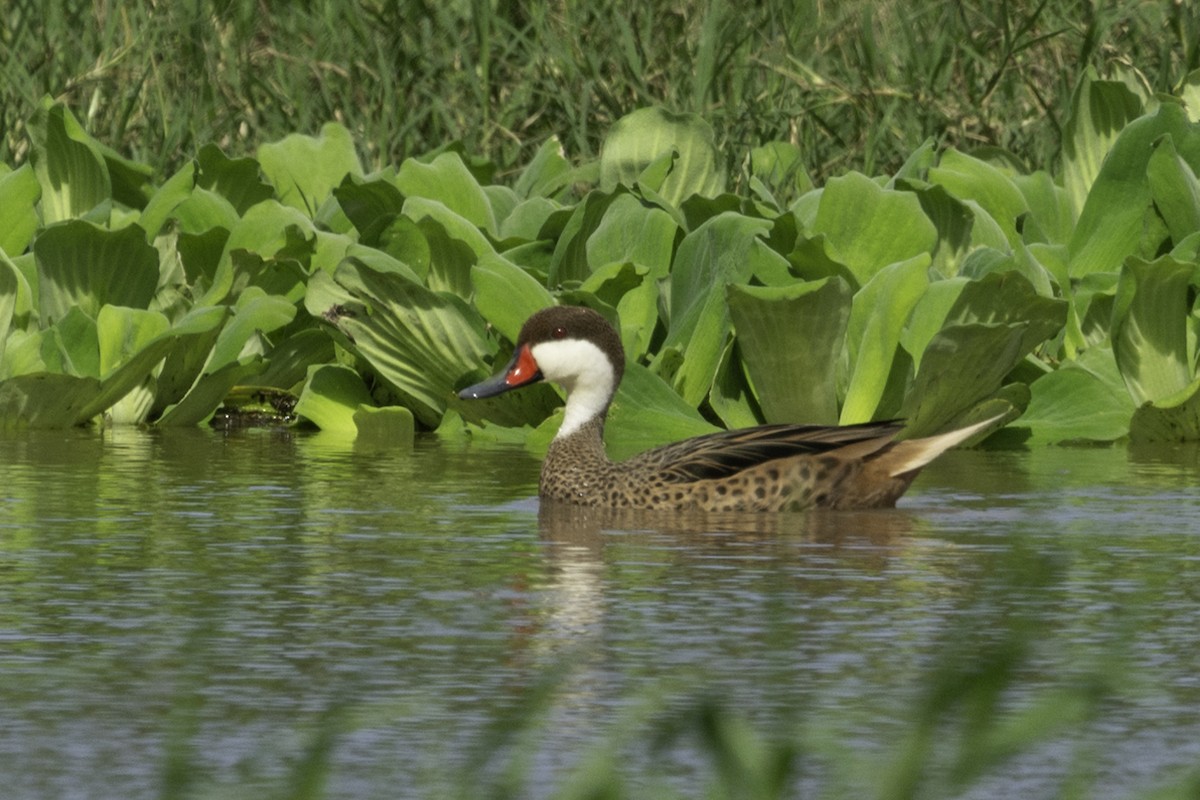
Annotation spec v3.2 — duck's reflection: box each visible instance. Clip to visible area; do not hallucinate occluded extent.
[521,500,925,726]
[537,499,920,554]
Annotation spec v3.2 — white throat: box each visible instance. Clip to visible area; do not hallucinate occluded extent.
[529,338,617,439]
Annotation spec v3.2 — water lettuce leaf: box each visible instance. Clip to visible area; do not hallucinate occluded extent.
[331,257,493,428]
[810,171,938,286]
[841,255,930,423]
[34,220,159,324]
[295,363,374,434]
[27,100,111,224]
[257,122,362,215]
[395,152,498,237]
[727,278,852,425]
[1010,347,1134,444]
[1111,255,1196,406]
[599,107,725,206]
[0,165,40,256]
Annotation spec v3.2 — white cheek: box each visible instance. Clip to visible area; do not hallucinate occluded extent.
[530,339,616,438]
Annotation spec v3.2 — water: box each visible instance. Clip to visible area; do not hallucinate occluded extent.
[1,428,1198,798]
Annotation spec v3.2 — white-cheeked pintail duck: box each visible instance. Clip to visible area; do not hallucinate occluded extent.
[460,306,996,512]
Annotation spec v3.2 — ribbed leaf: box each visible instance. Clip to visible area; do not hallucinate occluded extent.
[1069,104,1200,276]
[903,322,1029,437]
[810,172,938,285]
[604,363,721,460]
[1111,255,1196,405]
[662,212,783,405]
[27,101,111,224]
[195,144,274,214]
[1010,347,1133,444]
[470,254,554,343]
[0,255,17,361]
[0,373,101,429]
[599,107,725,206]
[1147,135,1200,244]
[332,257,495,428]
[1061,72,1146,218]
[727,278,853,425]
[295,364,374,434]
[0,164,41,256]
[928,150,1029,249]
[585,193,679,279]
[257,122,363,215]
[34,220,159,324]
[841,255,930,423]
[513,136,572,199]
[1131,376,1200,442]
[395,152,497,236]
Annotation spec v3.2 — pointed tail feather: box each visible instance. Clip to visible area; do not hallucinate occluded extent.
[882,415,1003,478]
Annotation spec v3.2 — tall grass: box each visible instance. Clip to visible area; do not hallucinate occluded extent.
[2,0,1197,184]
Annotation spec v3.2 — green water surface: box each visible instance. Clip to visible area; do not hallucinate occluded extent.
[1,428,1199,799]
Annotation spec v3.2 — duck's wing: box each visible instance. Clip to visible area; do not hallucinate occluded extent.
[626,421,905,483]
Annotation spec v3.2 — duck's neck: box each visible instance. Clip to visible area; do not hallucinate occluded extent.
[540,414,614,502]
[555,376,614,440]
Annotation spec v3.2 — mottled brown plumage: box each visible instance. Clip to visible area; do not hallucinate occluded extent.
[460,306,996,512]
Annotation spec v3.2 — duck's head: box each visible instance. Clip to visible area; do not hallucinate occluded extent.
[459,306,625,435]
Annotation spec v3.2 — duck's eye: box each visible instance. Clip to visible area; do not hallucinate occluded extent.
[552,326,567,339]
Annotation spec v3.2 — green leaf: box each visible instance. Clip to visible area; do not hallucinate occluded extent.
[1061,72,1146,218]
[899,180,975,276]
[0,255,19,361]
[604,362,721,460]
[155,358,265,427]
[257,122,363,216]
[295,363,374,434]
[927,149,1028,249]
[195,144,275,214]
[1013,171,1075,247]
[1069,104,1200,276]
[903,322,1029,437]
[709,338,762,429]
[749,141,813,205]
[1009,347,1134,444]
[944,271,1068,357]
[333,174,406,239]
[332,258,494,428]
[202,200,315,305]
[1130,375,1200,442]
[0,373,102,429]
[1147,134,1200,244]
[599,107,725,206]
[727,278,853,425]
[0,164,41,256]
[27,100,111,224]
[138,161,198,240]
[208,288,298,373]
[470,254,555,343]
[409,210,485,297]
[96,305,170,378]
[1111,255,1196,405]
[660,212,783,405]
[395,152,498,236]
[810,172,938,285]
[585,193,680,279]
[842,255,930,423]
[547,188,626,285]
[34,220,159,324]
[514,136,572,199]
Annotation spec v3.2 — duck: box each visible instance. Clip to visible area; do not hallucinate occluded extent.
[459,305,998,512]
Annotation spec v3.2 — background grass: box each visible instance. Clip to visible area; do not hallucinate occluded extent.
[2,0,1198,186]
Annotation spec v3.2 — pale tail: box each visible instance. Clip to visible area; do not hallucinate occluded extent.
[883,415,1003,477]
